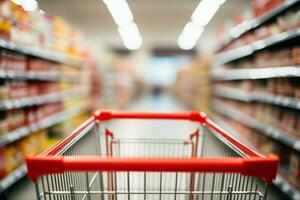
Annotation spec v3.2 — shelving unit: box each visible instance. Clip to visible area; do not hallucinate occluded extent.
[0,38,84,68]
[213,100,300,152]
[0,70,61,81]
[0,24,92,194]
[215,28,300,65]
[0,0,100,195]
[213,86,300,110]
[212,115,300,200]
[217,0,300,51]
[0,101,89,147]
[212,66,300,81]
[212,1,300,198]
[0,88,88,110]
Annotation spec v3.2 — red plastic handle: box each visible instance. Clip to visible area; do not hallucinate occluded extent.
[93,110,207,123]
[93,110,261,157]
[26,155,278,184]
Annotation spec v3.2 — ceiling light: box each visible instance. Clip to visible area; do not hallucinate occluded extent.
[102,0,143,50]
[177,0,226,50]
[181,21,203,41]
[118,22,143,50]
[103,0,133,26]
[177,22,203,50]
[191,0,220,26]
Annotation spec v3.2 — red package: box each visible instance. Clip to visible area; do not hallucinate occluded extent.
[292,46,300,65]
[0,148,7,179]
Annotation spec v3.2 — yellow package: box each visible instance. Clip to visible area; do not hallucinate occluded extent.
[3,144,24,173]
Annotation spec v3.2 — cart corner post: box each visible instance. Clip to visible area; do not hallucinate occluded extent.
[26,156,65,181]
[93,109,113,121]
[189,111,207,124]
[243,154,279,184]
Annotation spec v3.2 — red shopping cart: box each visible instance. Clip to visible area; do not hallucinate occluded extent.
[26,110,278,200]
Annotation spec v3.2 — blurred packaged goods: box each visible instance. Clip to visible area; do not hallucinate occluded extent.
[252,0,283,18]
[214,98,300,139]
[216,115,300,191]
[173,55,212,114]
[0,0,90,59]
[222,46,300,69]
[0,0,98,190]
[217,0,299,52]
[0,130,47,180]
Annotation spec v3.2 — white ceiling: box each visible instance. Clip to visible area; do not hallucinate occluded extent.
[37,0,250,53]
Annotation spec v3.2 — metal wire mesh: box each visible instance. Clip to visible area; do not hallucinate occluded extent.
[34,121,269,200]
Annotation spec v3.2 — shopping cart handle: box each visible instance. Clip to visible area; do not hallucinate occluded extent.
[26,155,278,184]
[93,110,207,123]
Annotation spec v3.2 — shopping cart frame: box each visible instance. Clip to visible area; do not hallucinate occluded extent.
[26,110,279,199]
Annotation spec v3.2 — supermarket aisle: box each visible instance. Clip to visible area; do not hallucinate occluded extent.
[5,91,282,200]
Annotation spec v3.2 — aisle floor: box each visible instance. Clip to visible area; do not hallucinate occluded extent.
[4,92,283,200]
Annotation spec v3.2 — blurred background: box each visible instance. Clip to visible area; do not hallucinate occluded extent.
[0,0,299,199]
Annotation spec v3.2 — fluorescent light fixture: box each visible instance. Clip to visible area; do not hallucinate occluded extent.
[102,0,143,50]
[118,22,142,50]
[191,0,220,26]
[12,0,38,11]
[103,0,133,26]
[177,22,203,50]
[177,0,226,50]
[182,21,203,41]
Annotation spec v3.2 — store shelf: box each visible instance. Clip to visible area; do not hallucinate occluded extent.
[213,100,300,152]
[0,93,62,110]
[0,89,88,110]
[214,86,300,110]
[274,175,300,200]
[214,87,252,102]
[212,66,300,81]
[0,103,89,147]
[0,70,61,81]
[212,115,300,200]
[217,0,300,51]
[215,28,300,65]
[0,38,84,68]
[0,164,27,193]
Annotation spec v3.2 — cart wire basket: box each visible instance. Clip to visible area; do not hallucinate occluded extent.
[26,110,279,200]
